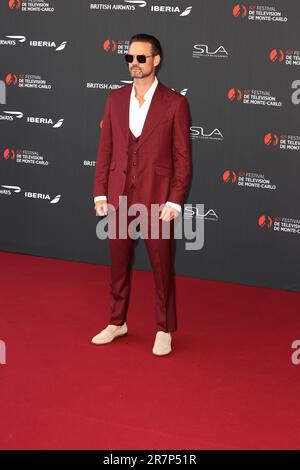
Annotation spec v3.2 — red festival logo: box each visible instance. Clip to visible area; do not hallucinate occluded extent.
[264,133,279,146]
[222,170,237,183]
[269,49,285,62]
[8,0,21,9]
[227,88,243,101]
[3,148,16,160]
[232,4,247,17]
[103,39,117,53]
[5,73,18,85]
[258,215,273,229]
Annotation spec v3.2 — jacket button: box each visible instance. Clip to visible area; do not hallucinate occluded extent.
[133,151,137,154]
[123,170,127,174]
[132,162,136,166]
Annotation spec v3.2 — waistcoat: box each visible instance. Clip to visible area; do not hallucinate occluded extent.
[124,128,140,193]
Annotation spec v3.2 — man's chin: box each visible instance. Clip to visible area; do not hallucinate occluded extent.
[131,73,143,79]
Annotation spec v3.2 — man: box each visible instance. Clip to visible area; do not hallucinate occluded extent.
[91,33,191,356]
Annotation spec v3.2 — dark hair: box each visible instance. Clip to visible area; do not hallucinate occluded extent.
[129,33,162,58]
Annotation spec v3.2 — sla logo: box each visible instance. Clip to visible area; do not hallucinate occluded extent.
[0,340,6,365]
[25,193,61,203]
[190,127,223,140]
[184,207,218,222]
[291,340,300,365]
[193,44,228,58]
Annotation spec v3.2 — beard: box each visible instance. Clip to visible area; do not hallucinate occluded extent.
[129,67,152,79]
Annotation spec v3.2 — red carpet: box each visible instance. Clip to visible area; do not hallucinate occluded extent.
[0,251,300,449]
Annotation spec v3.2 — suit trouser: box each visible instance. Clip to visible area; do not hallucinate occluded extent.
[107,184,177,332]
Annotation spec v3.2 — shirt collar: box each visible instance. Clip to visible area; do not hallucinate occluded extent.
[131,76,158,102]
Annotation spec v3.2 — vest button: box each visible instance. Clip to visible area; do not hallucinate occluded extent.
[133,150,137,154]
[123,170,126,174]
[132,162,136,166]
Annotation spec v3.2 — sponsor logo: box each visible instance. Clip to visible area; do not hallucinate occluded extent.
[223,170,277,191]
[258,215,300,235]
[228,87,282,107]
[232,4,288,22]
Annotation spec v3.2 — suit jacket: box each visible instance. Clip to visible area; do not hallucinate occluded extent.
[93,80,192,211]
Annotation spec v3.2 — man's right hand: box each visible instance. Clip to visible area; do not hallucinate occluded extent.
[95,200,108,216]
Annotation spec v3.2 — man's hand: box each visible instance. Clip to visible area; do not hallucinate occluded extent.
[159,204,180,222]
[95,200,108,216]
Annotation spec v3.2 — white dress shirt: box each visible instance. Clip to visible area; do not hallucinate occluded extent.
[94,76,181,213]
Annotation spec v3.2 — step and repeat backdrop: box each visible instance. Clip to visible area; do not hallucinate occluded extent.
[0,0,299,290]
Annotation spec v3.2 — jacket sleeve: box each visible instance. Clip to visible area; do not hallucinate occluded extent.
[167,95,192,207]
[93,91,113,198]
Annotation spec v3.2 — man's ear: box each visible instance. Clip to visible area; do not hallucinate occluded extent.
[154,55,161,67]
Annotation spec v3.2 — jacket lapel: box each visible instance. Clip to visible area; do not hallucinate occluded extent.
[119,80,167,150]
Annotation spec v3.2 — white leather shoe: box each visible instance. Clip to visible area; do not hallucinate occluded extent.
[91,323,128,345]
[152,331,172,356]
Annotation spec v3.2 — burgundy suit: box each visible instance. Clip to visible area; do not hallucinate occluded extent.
[93,80,191,332]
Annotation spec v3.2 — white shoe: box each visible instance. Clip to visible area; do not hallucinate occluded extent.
[152,331,172,356]
[91,323,128,345]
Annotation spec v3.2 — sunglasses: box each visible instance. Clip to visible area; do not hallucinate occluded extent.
[124,54,154,63]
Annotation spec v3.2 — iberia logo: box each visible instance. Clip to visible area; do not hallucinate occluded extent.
[264,133,279,146]
[222,170,237,183]
[232,4,247,17]
[3,148,16,160]
[227,88,243,101]
[258,215,273,229]
[8,0,21,9]
[269,49,285,62]
[103,39,117,53]
[5,74,18,85]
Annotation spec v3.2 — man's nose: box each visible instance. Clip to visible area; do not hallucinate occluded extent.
[132,56,139,65]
